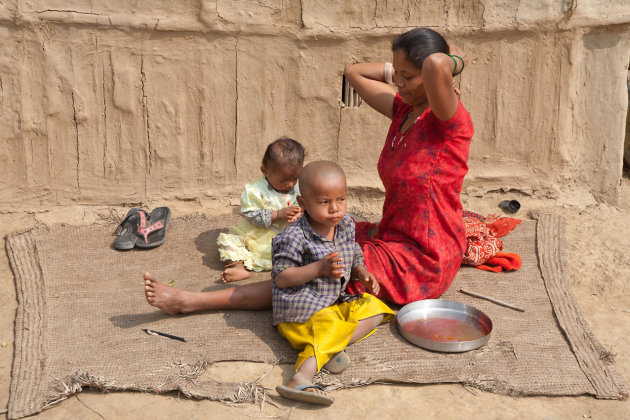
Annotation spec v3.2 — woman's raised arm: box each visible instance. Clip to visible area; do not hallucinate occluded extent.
[421,53,459,121]
[343,63,397,119]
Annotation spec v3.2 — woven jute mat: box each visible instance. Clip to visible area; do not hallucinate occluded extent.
[5,213,627,419]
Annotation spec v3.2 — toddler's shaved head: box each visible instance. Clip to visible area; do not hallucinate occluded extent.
[298,161,346,196]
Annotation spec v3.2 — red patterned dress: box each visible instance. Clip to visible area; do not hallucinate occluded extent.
[348,94,474,304]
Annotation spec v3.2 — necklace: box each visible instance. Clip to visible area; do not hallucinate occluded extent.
[391,111,420,150]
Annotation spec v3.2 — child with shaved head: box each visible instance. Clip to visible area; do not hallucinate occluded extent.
[271,161,393,406]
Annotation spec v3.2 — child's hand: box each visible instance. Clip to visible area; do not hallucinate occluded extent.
[319,252,345,279]
[352,265,380,295]
[278,206,302,223]
[286,207,302,224]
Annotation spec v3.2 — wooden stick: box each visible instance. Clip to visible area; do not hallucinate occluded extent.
[223,261,242,268]
[459,288,525,312]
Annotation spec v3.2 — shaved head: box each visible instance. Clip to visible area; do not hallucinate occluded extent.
[298,161,346,196]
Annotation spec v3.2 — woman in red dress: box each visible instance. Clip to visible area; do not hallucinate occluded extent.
[143,28,473,314]
[344,27,474,304]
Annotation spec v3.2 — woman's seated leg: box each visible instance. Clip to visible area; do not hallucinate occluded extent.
[143,272,272,314]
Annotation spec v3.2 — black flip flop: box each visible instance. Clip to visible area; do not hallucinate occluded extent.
[499,200,521,214]
[135,207,171,249]
[113,208,149,251]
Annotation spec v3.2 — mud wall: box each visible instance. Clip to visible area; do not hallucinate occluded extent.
[1,1,629,213]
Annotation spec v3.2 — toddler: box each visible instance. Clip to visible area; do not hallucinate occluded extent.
[272,161,394,405]
[218,137,304,282]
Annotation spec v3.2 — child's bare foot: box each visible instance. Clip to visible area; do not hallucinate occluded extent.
[276,371,333,405]
[286,372,326,395]
[221,262,250,283]
[144,272,190,315]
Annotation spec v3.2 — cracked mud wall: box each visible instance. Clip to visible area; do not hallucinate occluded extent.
[0,1,629,212]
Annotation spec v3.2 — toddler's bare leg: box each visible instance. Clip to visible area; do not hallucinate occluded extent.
[349,314,385,344]
[286,356,326,396]
[221,260,251,283]
[320,314,385,374]
[144,272,272,314]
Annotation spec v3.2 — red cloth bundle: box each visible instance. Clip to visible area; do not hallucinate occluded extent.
[475,252,522,272]
[462,212,523,272]
[486,216,522,238]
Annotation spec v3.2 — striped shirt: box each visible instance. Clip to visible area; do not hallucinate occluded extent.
[271,213,363,325]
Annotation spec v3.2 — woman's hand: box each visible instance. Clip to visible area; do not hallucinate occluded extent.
[454,85,461,95]
[448,44,468,70]
[352,265,380,295]
[343,63,397,119]
[319,252,345,278]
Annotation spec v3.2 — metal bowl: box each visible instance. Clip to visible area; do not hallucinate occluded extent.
[396,299,493,352]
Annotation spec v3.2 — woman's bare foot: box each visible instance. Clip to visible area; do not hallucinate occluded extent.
[221,261,250,283]
[144,272,192,315]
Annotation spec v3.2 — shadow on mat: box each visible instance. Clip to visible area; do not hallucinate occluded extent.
[194,228,227,271]
[219,309,295,362]
[109,310,173,328]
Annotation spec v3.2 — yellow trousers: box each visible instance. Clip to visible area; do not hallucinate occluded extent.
[277,293,394,372]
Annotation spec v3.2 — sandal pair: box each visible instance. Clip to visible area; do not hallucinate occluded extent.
[113,207,171,250]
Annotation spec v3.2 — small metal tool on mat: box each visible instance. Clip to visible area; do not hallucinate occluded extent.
[142,328,186,342]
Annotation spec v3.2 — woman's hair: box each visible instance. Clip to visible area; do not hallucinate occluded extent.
[262,137,306,171]
[392,28,449,69]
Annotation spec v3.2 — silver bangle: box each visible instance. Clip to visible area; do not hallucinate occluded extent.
[384,62,393,85]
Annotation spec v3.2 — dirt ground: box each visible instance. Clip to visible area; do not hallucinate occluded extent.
[1,177,629,420]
